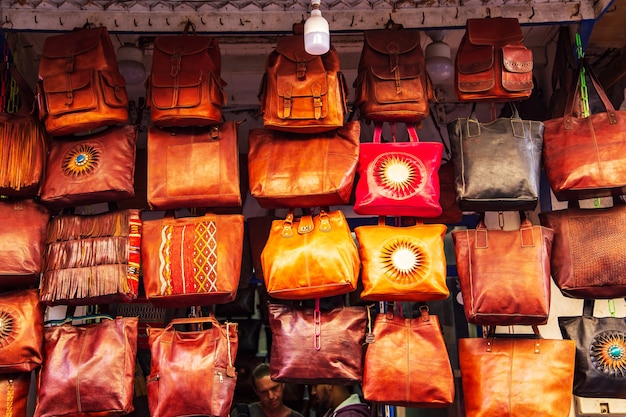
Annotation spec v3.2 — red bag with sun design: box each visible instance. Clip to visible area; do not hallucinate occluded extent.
[353,123,443,218]
[354,218,448,302]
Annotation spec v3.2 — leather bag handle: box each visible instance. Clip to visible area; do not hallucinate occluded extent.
[373,122,419,144]
[474,212,535,249]
[466,103,526,138]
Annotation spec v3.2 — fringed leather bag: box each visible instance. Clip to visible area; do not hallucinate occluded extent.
[40,209,142,305]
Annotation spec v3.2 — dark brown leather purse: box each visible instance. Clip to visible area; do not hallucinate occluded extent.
[0,373,31,417]
[455,17,533,101]
[37,26,128,136]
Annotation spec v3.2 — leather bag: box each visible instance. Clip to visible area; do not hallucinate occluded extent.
[147,122,241,210]
[147,316,239,417]
[458,328,576,417]
[268,301,367,384]
[37,26,128,136]
[0,373,31,417]
[354,219,449,302]
[141,212,244,308]
[539,200,626,299]
[447,104,544,211]
[452,214,554,325]
[0,200,49,288]
[542,60,626,201]
[40,209,142,306]
[149,25,226,127]
[559,299,626,398]
[259,29,348,133]
[455,17,533,101]
[362,306,454,407]
[353,123,443,217]
[423,161,463,225]
[34,316,138,417]
[248,121,360,209]
[0,289,45,373]
[261,209,360,300]
[40,125,138,208]
[353,25,432,123]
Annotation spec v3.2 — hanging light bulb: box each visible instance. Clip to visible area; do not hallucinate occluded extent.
[304,0,330,55]
[116,42,146,85]
[425,31,454,85]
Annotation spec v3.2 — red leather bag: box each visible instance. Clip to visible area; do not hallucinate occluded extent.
[147,316,239,417]
[354,123,443,217]
[0,373,31,417]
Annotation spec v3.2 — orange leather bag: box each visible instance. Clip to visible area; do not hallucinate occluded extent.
[0,373,31,417]
[261,209,360,300]
[147,316,239,417]
[141,213,244,308]
[259,28,348,133]
[149,24,226,127]
[37,26,128,136]
[147,123,241,210]
[455,17,533,101]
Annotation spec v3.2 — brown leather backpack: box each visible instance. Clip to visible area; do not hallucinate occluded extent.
[37,26,129,136]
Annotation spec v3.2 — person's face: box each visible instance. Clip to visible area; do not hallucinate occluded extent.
[311,384,332,414]
[254,375,284,411]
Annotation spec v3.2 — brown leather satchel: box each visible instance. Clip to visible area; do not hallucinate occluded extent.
[259,28,348,133]
[141,212,244,308]
[37,26,128,136]
[34,316,138,417]
[354,25,432,123]
[248,121,360,209]
[0,289,45,373]
[0,200,49,288]
[147,123,241,210]
[455,17,533,101]
[40,125,137,208]
[0,373,31,417]
[149,23,226,127]
[147,316,239,417]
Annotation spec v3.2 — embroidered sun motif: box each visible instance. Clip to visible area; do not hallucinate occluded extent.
[590,331,626,378]
[0,308,17,348]
[369,152,427,200]
[380,237,430,285]
[62,144,100,177]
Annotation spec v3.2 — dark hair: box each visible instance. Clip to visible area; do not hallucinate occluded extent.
[252,363,270,390]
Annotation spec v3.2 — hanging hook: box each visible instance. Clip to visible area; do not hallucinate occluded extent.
[421,12,425,24]
[114,19,119,27]
[165,17,170,25]
[200,16,206,25]
[455,7,459,18]
[33,15,38,24]
[59,16,64,26]
[528,6,535,19]
[148,18,152,26]
[219,17,224,25]
[133,18,138,27]
[385,13,395,28]
[485,7,491,18]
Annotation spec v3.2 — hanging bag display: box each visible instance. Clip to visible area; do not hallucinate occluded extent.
[362,305,455,407]
[353,123,443,217]
[559,299,626,399]
[37,26,128,136]
[141,212,244,308]
[353,24,432,123]
[455,17,533,101]
[147,316,239,417]
[452,213,554,325]
[149,22,226,127]
[447,103,544,211]
[147,122,241,210]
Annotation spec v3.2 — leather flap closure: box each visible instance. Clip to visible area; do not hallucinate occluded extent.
[370,63,423,81]
[154,35,215,57]
[364,29,421,56]
[502,45,533,73]
[298,215,314,234]
[41,27,107,59]
[466,17,523,46]
[100,71,128,107]
[100,70,127,89]
[457,43,493,74]
[151,71,203,88]
[277,72,328,98]
[42,69,92,93]
[276,36,318,64]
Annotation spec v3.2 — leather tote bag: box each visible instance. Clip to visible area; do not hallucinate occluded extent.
[149,23,226,127]
[362,305,454,407]
[248,121,360,209]
[0,373,31,417]
[458,328,576,417]
[354,218,448,302]
[40,209,142,306]
[539,199,626,299]
[455,17,533,101]
[40,125,137,208]
[0,289,45,374]
[452,214,554,325]
[261,209,360,300]
[147,122,241,210]
[141,212,244,308]
[147,316,239,417]
[353,25,432,123]
[559,299,626,398]
[542,59,626,201]
[448,104,544,211]
[353,123,443,218]
[268,301,367,384]
[37,26,128,136]
[34,315,138,417]
[0,200,49,288]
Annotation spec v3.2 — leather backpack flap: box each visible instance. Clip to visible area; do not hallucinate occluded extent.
[466,17,523,47]
[456,35,495,94]
[501,43,534,92]
[41,70,98,116]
